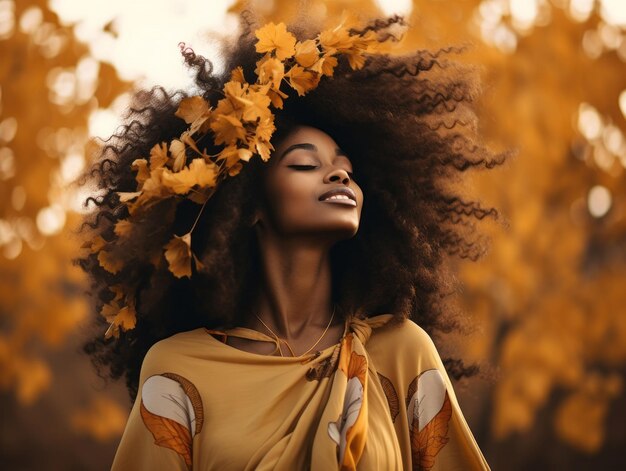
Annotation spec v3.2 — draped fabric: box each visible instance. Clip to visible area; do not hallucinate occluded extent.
[111,315,491,470]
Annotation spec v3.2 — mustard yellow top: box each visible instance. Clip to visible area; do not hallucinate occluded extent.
[111,315,491,470]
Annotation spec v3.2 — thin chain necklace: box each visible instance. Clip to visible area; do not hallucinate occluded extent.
[254,305,336,357]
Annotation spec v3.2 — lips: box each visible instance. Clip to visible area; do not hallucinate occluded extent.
[319,187,357,206]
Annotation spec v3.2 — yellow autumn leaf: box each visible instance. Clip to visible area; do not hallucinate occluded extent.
[81,235,107,254]
[294,39,320,68]
[310,55,339,77]
[114,219,133,237]
[149,142,169,169]
[255,56,284,90]
[238,89,272,122]
[318,28,356,55]
[97,250,124,274]
[254,22,296,61]
[164,232,195,279]
[217,144,253,167]
[210,114,246,146]
[104,304,137,340]
[267,87,288,109]
[346,51,367,70]
[169,139,187,172]
[230,66,245,84]
[175,96,210,125]
[161,158,218,194]
[117,191,142,202]
[286,65,320,96]
[131,158,149,187]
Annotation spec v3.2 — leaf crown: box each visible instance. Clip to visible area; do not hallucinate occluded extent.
[83,15,394,339]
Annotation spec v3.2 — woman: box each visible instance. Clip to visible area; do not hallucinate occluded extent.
[77,12,505,470]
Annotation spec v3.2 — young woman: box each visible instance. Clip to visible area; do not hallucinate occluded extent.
[77,12,504,470]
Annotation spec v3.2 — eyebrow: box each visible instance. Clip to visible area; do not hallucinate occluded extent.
[279,143,350,162]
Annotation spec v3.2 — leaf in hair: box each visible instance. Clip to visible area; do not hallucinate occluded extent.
[254,22,296,61]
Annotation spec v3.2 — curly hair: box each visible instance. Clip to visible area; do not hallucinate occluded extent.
[74,13,510,402]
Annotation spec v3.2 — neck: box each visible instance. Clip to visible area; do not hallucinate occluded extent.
[251,229,335,342]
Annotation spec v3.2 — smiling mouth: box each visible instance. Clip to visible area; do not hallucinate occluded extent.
[320,195,357,207]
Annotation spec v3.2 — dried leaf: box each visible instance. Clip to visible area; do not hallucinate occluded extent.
[175,96,210,125]
[161,158,217,194]
[97,250,124,274]
[117,191,142,203]
[164,232,194,278]
[295,39,320,68]
[104,304,137,340]
[131,158,149,187]
[149,142,170,169]
[210,114,246,145]
[114,219,133,237]
[255,56,285,90]
[169,139,187,173]
[255,22,296,61]
[230,66,245,83]
[286,65,320,96]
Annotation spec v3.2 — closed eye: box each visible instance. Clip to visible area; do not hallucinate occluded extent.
[288,165,317,170]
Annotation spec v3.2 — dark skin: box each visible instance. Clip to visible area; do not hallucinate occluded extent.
[226,125,364,356]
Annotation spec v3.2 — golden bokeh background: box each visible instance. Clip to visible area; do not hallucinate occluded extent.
[1,0,625,469]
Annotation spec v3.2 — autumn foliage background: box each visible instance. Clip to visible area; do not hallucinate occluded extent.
[1,0,625,469]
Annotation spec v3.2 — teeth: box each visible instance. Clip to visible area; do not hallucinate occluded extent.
[325,194,351,201]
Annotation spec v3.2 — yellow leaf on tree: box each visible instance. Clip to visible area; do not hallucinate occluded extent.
[164,232,194,278]
[294,39,320,68]
[286,65,320,96]
[254,22,296,61]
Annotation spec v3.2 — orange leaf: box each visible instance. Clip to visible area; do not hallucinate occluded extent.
[286,65,320,96]
[255,56,285,90]
[140,401,192,467]
[310,55,338,77]
[114,219,133,237]
[104,304,137,339]
[230,66,246,84]
[175,96,210,125]
[161,158,217,194]
[254,22,296,60]
[97,250,124,274]
[411,392,452,471]
[150,142,170,169]
[164,232,193,278]
[210,114,246,145]
[169,139,187,172]
[294,39,320,68]
[131,158,149,187]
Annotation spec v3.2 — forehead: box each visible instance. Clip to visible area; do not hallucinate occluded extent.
[274,126,339,153]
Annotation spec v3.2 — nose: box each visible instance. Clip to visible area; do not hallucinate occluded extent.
[325,167,351,185]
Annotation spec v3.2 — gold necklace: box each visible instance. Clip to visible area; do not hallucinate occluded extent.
[254,306,336,357]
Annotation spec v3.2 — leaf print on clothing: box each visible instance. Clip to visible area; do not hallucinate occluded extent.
[406,369,452,471]
[378,372,400,422]
[328,333,369,469]
[140,373,204,468]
